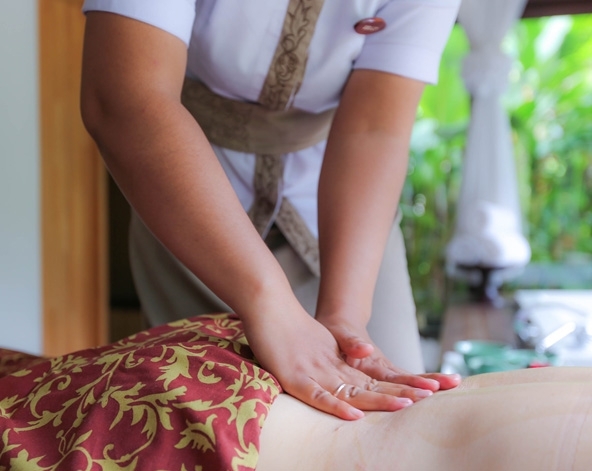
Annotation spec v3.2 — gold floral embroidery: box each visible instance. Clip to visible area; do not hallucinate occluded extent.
[0,314,280,471]
[250,0,325,274]
[181,0,328,277]
[259,0,325,110]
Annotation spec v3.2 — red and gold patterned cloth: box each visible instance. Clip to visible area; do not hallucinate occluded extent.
[0,314,281,471]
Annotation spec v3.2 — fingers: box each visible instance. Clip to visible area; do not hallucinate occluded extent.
[344,355,440,391]
[342,348,461,392]
[289,374,435,422]
[302,380,415,421]
[334,331,374,359]
[324,331,441,400]
[328,379,422,413]
[380,371,441,391]
[280,365,419,420]
[327,323,460,392]
[420,372,463,390]
[378,370,462,392]
[381,372,462,391]
[371,380,434,401]
[307,383,366,420]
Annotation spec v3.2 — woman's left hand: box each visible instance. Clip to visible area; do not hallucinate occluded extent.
[315,70,460,396]
[320,319,461,394]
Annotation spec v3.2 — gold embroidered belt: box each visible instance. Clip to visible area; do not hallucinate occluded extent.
[181,78,335,156]
[181,0,328,277]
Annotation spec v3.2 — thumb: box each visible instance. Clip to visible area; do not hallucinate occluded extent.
[329,325,374,359]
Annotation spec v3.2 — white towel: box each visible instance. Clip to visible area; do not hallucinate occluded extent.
[465,201,519,235]
[446,232,531,267]
[447,200,530,268]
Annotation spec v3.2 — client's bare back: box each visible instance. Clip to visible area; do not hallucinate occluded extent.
[258,367,592,471]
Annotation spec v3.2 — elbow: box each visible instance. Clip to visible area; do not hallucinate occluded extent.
[79,82,136,168]
[80,84,111,150]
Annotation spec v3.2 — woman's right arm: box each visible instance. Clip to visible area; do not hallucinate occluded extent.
[80,12,422,420]
[80,12,281,313]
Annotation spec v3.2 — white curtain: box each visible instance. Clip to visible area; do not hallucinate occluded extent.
[446,0,531,282]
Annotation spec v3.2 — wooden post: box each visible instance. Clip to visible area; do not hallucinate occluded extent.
[39,0,108,356]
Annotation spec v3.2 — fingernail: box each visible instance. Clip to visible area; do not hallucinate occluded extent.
[350,407,365,419]
[398,398,414,407]
[415,389,433,398]
[426,379,440,389]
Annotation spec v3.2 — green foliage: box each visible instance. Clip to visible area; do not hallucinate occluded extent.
[404,15,592,328]
[510,15,592,261]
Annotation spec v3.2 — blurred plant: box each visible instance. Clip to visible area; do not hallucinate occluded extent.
[509,15,592,261]
[403,14,592,332]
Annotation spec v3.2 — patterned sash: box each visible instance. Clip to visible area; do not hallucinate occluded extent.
[182,0,327,276]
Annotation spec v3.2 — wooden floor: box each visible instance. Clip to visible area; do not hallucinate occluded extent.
[439,298,518,359]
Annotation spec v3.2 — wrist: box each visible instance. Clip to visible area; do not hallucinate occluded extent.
[314,297,371,331]
[314,271,375,328]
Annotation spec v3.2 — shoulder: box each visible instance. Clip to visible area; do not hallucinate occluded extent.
[353,0,461,84]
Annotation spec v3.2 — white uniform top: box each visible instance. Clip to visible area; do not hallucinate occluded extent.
[82,0,460,239]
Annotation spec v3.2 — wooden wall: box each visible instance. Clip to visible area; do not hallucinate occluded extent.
[39,0,108,356]
[524,0,592,17]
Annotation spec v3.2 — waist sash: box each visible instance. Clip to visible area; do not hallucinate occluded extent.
[181,78,335,156]
[181,0,328,277]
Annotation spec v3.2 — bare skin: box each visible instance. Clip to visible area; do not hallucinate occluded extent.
[258,367,592,471]
[80,12,460,420]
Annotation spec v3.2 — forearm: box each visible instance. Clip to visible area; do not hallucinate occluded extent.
[80,13,297,326]
[93,103,296,317]
[315,70,423,327]
[317,131,409,325]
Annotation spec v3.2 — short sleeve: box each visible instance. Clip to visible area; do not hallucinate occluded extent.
[353,0,461,84]
[82,0,197,46]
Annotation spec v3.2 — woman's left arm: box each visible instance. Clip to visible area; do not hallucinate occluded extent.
[316,69,457,390]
